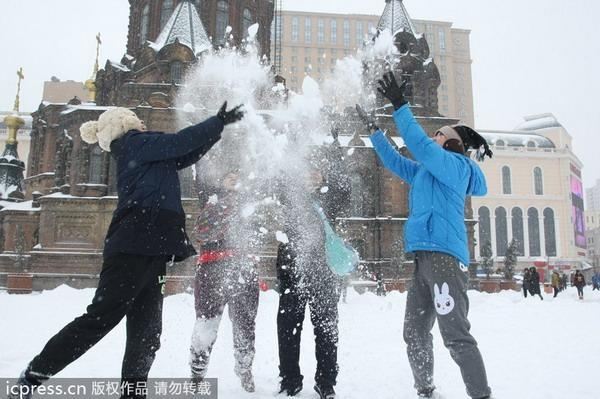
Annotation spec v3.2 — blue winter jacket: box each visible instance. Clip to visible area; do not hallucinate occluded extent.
[370,105,487,265]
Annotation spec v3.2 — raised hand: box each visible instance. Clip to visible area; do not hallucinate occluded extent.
[217,101,245,125]
[377,71,408,110]
[355,104,379,134]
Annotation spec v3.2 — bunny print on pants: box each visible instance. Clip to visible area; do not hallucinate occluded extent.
[433,282,455,315]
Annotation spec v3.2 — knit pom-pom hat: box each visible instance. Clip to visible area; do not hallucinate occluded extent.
[80,107,144,151]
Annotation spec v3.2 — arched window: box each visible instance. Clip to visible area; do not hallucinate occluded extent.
[89,145,104,184]
[502,166,512,195]
[478,207,491,257]
[242,8,253,37]
[496,140,505,147]
[140,4,150,43]
[528,208,541,256]
[527,141,536,149]
[350,174,364,216]
[534,167,544,195]
[160,0,174,30]
[170,61,183,84]
[495,207,508,256]
[544,208,557,256]
[511,208,525,255]
[216,1,229,44]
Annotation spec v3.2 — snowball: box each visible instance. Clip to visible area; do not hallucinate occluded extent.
[320,186,329,193]
[276,231,289,244]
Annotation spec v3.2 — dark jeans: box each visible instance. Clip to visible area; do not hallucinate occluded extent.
[576,286,584,298]
[277,271,341,388]
[553,286,559,298]
[27,254,167,390]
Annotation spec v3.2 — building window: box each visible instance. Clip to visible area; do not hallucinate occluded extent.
[350,175,364,216]
[242,8,253,37]
[496,140,505,147]
[534,167,544,195]
[216,1,229,44]
[140,4,150,43]
[502,166,512,195]
[528,208,541,257]
[89,145,104,184]
[291,16,299,42]
[170,61,183,84]
[160,0,174,30]
[317,19,325,44]
[343,20,350,48]
[478,207,491,257]
[368,22,375,35]
[527,141,536,149]
[331,19,337,44]
[194,0,203,10]
[495,207,508,256]
[356,21,364,46]
[304,17,312,43]
[544,208,557,256]
[511,208,525,255]
[438,29,446,51]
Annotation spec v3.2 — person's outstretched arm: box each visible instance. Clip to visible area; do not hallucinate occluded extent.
[370,129,418,184]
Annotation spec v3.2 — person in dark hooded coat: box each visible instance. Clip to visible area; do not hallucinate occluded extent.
[9,103,244,399]
[357,71,493,399]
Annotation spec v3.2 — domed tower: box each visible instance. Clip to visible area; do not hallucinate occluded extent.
[126,0,274,58]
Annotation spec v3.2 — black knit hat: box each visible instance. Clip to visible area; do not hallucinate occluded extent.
[453,125,493,161]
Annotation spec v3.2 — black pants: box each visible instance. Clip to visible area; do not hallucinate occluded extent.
[27,254,167,389]
[277,274,340,388]
[553,286,559,298]
[576,286,584,298]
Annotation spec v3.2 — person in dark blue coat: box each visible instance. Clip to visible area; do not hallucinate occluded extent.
[9,103,244,399]
[357,71,493,399]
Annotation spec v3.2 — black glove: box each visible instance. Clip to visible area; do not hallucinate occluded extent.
[217,101,245,125]
[377,71,408,110]
[355,104,379,134]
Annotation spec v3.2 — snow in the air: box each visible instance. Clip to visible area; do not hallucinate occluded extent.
[0,286,597,398]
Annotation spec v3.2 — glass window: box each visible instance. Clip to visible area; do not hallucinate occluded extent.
[140,4,150,43]
[495,207,508,256]
[528,208,541,257]
[343,20,350,48]
[356,21,364,46]
[89,145,104,184]
[534,167,544,195]
[511,208,525,255]
[317,19,325,44]
[242,8,253,37]
[502,166,512,195]
[291,16,299,42]
[544,208,557,256]
[478,207,491,257]
[216,1,229,45]
[496,140,505,147]
[438,29,446,51]
[170,61,183,84]
[160,0,174,30]
[304,17,312,43]
[331,19,337,44]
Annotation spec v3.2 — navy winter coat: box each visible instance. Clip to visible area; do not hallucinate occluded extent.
[370,105,487,265]
[103,116,224,261]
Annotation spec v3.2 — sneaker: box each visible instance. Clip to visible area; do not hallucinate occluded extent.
[239,371,255,393]
[314,384,336,399]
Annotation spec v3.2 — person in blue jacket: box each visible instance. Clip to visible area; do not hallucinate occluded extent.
[9,103,244,399]
[357,71,493,399]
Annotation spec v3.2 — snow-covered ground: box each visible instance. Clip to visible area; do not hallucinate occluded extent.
[1,285,598,399]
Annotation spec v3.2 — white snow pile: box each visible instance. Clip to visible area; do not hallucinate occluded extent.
[0,286,598,398]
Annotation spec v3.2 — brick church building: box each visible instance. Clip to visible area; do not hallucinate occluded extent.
[0,0,474,293]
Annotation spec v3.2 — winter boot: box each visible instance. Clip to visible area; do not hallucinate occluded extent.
[314,384,336,399]
[279,378,303,396]
[7,369,39,399]
[239,371,255,393]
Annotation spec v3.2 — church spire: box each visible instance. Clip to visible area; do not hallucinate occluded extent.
[377,0,417,36]
[149,0,211,56]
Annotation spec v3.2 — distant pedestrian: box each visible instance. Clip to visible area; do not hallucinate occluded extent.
[375,271,386,296]
[522,268,531,298]
[528,267,544,300]
[560,273,568,291]
[551,271,560,298]
[573,270,586,300]
[592,272,600,291]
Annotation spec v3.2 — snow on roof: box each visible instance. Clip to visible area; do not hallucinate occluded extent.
[108,60,131,72]
[479,130,556,148]
[0,200,38,212]
[60,105,113,115]
[149,1,212,56]
[514,113,563,131]
[377,0,417,36]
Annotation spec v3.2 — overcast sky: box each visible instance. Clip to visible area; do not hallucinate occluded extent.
[1,0,599,187]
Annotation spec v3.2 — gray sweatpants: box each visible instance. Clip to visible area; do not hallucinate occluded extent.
[404,251,491,398]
